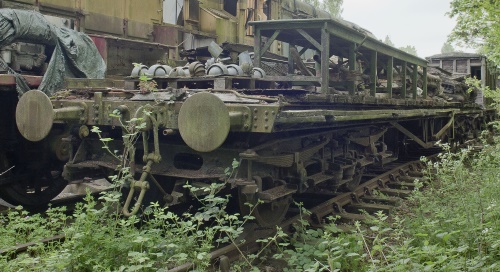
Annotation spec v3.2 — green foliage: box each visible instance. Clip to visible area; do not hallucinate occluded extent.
[303,0,344,18]
[448,0,500,64]
[383,35,395,47]
[398,45,418,56]
[0,186,243,271]
[441,41,456,54]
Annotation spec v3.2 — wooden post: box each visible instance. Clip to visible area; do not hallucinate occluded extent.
[348,43,357,95]
[412,64,418,99]
[387,56,393,98]
[254,28,261,67]
[288,43,295,74]
[422,66,427,99]
[401,61,407,99]
[321,24,330,94]
[370,51,377,96]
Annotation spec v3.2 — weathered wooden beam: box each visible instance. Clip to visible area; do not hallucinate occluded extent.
[370,51,377,96]
[348,43,357,95]
[288,44,295,74]
[387,56,393,98]
[412,64,418,99]
[254,28,261,67]
[321,24,330,94]
[297,29,322,52]
[261,30,281,57]
[422,66,427,98]
[401,61,407,99]
[298,46,308,56]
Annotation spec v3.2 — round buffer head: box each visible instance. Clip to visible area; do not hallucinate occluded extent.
[178,92,230,152]
[15,90,54,142]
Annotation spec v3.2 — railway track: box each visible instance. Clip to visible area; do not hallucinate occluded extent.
[167,157,431,272]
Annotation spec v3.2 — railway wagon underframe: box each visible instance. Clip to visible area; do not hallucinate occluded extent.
[0,18,495,227]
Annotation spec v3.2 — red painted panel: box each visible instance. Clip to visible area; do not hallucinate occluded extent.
[89,35,109,64]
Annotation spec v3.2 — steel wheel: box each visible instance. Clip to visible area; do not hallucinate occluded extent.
[238,176,290,228]
[0,148,67,209]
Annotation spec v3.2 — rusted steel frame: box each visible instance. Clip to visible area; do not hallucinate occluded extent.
[0,234,65,256]
[310,160,421,223]
[370,51,377,96]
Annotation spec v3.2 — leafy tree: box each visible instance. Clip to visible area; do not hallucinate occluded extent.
[399,45,418,56]
[441,41,456,54]
[383,35,395,47]
[448,0,500,63]
[303,0,344,18]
